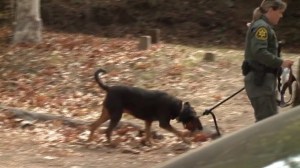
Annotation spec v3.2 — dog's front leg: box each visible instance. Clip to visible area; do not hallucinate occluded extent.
[159,122,191,144]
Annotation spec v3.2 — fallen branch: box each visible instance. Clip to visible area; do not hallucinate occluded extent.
[0,104,88,127]
[0,104,143,129]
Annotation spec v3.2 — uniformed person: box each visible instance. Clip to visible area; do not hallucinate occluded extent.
[243,0,294,122]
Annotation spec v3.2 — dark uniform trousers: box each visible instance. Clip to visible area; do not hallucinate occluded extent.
[244,71,278,122]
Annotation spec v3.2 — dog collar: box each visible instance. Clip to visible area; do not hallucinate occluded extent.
[175,101,184,121]
[180,101,185,113]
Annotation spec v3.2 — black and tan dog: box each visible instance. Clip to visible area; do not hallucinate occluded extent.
[88,68,203,145]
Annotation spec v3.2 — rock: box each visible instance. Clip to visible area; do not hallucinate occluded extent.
[20,120,35,129]
[121,147,140,154]
[138,36,151,50]
[202,52,215,62]
[171,142,190,152]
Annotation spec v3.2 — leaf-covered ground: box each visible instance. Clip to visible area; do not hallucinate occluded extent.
[0,28,298,168]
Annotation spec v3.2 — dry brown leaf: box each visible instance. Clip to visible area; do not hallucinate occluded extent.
[212,94,222,101]
[167,64,183,75]
[192,133,208,142]
[34,95,48,106]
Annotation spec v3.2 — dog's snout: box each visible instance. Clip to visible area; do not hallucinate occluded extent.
[184,117,203,132]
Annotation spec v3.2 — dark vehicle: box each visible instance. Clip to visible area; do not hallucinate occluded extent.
[155,106,300,168]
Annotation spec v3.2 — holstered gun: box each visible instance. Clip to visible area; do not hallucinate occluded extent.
[241,60,251,76]
[242,60,273,86]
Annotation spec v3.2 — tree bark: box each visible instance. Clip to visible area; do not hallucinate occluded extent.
[13,0,42,44]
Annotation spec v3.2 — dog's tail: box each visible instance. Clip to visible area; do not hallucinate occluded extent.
[94,69,109,91]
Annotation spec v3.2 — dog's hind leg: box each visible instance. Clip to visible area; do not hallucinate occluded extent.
[105,112,122,143]
[88,107,110,142]
[143,120,153,146]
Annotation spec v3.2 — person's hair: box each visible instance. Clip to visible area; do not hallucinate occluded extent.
[251,0,287,22]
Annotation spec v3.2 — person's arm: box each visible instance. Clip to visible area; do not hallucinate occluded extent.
[250,26,283,68]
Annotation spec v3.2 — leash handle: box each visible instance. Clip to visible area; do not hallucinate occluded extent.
[278,65,298,107]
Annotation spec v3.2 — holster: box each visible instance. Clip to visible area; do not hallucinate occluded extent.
[241,60,251,76]
[242,60,276,86]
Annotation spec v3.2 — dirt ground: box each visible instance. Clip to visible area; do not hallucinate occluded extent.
[0,30,298,168]
[0,127,172,168]
[0,113,253,168]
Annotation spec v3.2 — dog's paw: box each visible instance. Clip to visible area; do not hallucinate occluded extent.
[181,131,192,137]
[141,138,154,146]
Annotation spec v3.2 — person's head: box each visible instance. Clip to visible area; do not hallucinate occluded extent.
[252,0,287,25]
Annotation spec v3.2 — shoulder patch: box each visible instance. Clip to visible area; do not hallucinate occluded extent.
[255,27,268,40]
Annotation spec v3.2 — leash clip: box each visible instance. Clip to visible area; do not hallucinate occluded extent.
[202,109,221,137]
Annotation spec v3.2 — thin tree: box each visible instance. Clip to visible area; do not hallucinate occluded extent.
[12,0,42,44]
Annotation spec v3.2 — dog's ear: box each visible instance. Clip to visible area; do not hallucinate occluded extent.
[183,102,191,107]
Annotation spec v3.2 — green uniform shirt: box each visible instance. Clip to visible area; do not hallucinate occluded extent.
[244,16,281,99]
[244,16,283,68]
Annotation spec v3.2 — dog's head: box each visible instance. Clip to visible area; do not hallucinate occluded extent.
[177,102,203,132]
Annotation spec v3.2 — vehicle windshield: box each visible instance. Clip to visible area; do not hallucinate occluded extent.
[264,154,300,168]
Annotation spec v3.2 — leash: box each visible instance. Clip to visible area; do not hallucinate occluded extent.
[202,87,245,137]
[201,41,297,137]
[277,66,299,107]
[276,41,299,107]
[202,68,298,136]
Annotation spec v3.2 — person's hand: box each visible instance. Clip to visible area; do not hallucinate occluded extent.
[281,60,294,68]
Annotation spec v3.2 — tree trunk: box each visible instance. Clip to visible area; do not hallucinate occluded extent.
[13,0,42,44]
